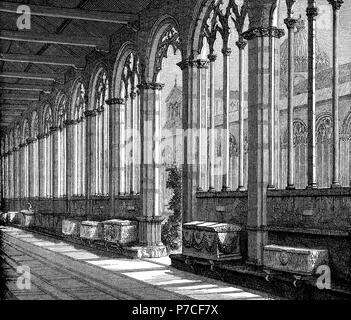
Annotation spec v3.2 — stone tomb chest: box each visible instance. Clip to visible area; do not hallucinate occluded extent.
[263,245,329,276]
[103,219,138,245]
[80,221,104,241]
[62,219,83,238]
[20,210,35,227]
[182,221,242,261]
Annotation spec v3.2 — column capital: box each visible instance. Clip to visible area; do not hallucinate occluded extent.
[196,59,209,69]
[12,147,19,152]
[63,119,77,126]
[37,133,46,140]
[236,39,247,50]
[105,98,125,105]
[84,109,97,118]
[130,91,137,99]
[306,7,319,19]
[284,17,298,29]
[26,137,36,145]
[50,126,59,133]
[137,81,165,91]
[242,27,285,41]
[19,143,27,148]
[208,54,217,62]
[176,59,189,70]
[327,0,343,10]
[221,47,232,56]
[96,106,104,114]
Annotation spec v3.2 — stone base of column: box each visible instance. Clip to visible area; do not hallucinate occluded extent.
[246,228,267,267]
[286,185,296,190]
[306,183,318,190]
[132,216,167,258]
[267,185,276,190]
[331,182,341,189]
[236,186,246,192]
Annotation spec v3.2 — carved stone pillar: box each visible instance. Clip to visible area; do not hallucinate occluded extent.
[136,81,166,257]
[242,0,284,266]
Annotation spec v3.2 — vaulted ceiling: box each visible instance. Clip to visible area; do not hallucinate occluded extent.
[0,0,152,130]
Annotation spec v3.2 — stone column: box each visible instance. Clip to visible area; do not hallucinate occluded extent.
[236,38,247,191]
[242,0,284,265]
[208,54,217,191]
[130,90,137,194]
[106,98,124,212]
[84,109,96,216]
[196,59,209,191]
[329,0,343,188]
[177,58,197,221]
[37,134,46,198]
[222,46,232,191]
[136,81,166,257]
[50,126,59,198]
[306,0,319,189]
[118,98,126,195]
[64,120,75,211]
[285,0,298,189]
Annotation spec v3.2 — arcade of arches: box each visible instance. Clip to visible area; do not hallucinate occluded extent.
[0,0,350,295]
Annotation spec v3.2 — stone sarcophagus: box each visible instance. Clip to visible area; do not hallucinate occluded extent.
[182,221,242,261]
[103,219,138,245]
[62,219,82,237]
[263,245,329,276]
[80,221,104,241]
[7,212,20,224]
[20,210,35,227]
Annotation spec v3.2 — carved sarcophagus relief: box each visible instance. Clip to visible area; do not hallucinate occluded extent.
[182,221,242,261]
[80,221,104,241]
[62,219,82,237]
[263,245,329,276]
[103,219,138,245]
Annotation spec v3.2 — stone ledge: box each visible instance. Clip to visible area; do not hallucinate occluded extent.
[266,226,351,237]
[196,191,248,199]
[267,187,351,197]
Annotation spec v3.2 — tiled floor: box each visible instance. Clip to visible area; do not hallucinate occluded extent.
[0,226,276,300]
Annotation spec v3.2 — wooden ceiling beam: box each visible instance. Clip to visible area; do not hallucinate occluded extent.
[0,2,138,24]
[0,53,85,69]
[0,30,109,51]
[0,72,63,83]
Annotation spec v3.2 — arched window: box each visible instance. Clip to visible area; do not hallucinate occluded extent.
[31,112,39,197]
[197,0,249,191]
[92,69,110,195]
[71,82,86,196]
[120,52,141,194]
[341,112,351,187]
[43,105,53,197]
[317,115,333,188]
[56,94,68,197]
[293,120,308,189]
